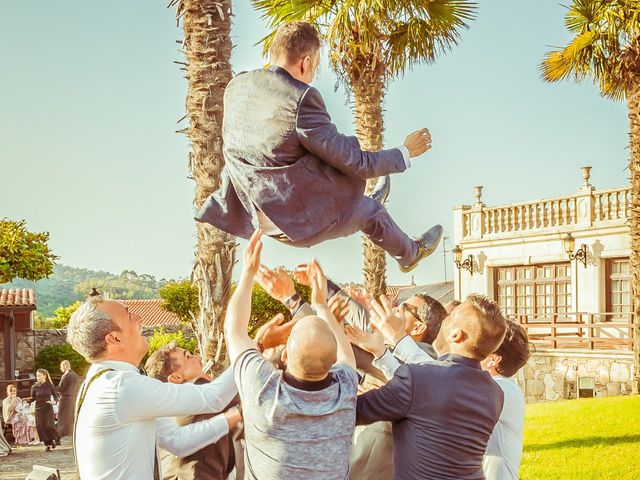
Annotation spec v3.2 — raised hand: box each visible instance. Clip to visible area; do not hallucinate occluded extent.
[308,259,328,306]
[257,266,295,303]
[344,286,373,312]
[293,263,311,286]
[345,324,386,358]
[369,295,407,346]
[242,229,263,278]
[328,295,349,323]
[255,313,298,349]
[403,128,432,158]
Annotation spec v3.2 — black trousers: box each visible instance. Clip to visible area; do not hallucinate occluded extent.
[35,402,59,446]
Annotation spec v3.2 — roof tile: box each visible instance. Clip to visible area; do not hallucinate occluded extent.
[0,288,36,308]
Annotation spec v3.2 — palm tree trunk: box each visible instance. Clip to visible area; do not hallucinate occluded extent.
[628,79,640,393]
[175,0,236,365]
[352,70,387,298]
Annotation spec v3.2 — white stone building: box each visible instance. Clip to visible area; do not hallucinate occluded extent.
[452,167,635,402]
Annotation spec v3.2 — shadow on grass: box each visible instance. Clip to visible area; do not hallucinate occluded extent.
[525,434,640,452]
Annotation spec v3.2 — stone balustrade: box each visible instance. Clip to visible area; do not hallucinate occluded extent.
[455,169,630,241]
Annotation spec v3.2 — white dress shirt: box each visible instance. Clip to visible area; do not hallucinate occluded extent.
[371,335,435,379]
[483,376,525,480]
[75,360,237,480]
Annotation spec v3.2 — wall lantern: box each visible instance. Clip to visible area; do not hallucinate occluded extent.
[453,245,474,276]
[562,233,587,267]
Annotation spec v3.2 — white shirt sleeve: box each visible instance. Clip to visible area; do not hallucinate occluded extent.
[371,349,402,380]
[156,414,229,458]
[118,368,237,423]
[392,336,437,365]
[397,145,411,168]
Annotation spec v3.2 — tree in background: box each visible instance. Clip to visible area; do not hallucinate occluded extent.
[541,0,640,392]
[169,0,236,364]
[159,280,199,324]
[0,219,58,283]
[159,277,311,338]
[253,0,477,297]
[48,301,82,329]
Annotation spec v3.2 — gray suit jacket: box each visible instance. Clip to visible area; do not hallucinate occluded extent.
[357,355,505,480]
[196,66,406,242]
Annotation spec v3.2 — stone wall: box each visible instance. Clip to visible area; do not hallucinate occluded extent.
[515,349,636,403]
[12,324,194,376]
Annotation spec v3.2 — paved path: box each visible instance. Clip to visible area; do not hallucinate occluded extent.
[0,442,78,480]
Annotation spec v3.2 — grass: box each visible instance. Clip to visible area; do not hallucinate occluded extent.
[521,395,640,479]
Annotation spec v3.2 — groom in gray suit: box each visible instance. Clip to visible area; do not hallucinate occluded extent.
[197,21,442,272]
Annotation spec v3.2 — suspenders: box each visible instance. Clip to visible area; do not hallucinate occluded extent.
[73,368,160,480]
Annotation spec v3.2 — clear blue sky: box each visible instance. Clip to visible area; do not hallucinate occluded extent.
[0,1,629,286]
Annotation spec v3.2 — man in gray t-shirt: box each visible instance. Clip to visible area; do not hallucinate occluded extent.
[225,230,358,480]
[235,350,357,479]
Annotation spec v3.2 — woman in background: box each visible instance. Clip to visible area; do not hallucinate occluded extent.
[31,369,59,452]
[2,384,31,446]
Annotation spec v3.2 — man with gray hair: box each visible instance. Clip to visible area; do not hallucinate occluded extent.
[67,293,238,480]
[56,359,79,438]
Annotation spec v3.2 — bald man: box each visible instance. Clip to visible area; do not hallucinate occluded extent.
[224,230,357,480]
[57,359,80,437]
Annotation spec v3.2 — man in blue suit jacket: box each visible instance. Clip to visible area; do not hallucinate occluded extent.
[196,21,442,272]
[356,295,508,479]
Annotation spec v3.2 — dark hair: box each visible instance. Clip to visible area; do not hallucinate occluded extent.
[36,368,54,386]
[465,294,507,360]
[144,341,179,383]
[495,321,531,377]
[413,294,448,345]
[269,21,322,64]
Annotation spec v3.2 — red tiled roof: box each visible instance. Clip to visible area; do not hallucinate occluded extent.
[0,288,36,308]
[120,299,181,327]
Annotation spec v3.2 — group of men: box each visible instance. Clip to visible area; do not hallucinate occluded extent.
[67,229,530,480]
[65,19,532,480]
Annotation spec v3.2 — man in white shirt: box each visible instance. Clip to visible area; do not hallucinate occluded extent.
[67,293,238,480]
[349,304,531,480]
[145,341,243,480]
[480,320,531,480]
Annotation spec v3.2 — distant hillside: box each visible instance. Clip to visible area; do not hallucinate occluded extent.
[1,264,169,317]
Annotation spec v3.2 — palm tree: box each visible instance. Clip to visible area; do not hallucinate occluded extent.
[170,0,236,364]
[253,0,477,297]
[541,0,640,392]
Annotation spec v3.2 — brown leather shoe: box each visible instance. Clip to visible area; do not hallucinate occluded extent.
[399,225,443,273]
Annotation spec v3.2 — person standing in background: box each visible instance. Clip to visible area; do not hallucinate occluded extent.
[31,368,60,452]
[56,360,80,438]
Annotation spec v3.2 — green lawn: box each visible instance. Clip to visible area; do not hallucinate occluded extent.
[521,395,640,479]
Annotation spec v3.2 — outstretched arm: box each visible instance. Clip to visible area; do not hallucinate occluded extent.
[308,260,356,369]
[224,229,263,364]
[296,87,407,180]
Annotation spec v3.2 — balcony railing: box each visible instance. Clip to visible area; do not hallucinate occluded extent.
[508,312,635,351]
[460,186,630,240]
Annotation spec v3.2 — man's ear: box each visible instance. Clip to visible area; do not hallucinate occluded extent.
[411,322,427,338]
[488,354,503,369]
[167,372,184,385]
[449,327,465,344]
[104,331,121,346]
[301,55,312,75]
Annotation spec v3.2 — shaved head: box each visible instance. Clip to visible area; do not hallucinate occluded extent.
[286,316,337,381]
